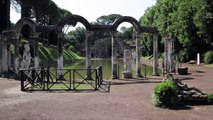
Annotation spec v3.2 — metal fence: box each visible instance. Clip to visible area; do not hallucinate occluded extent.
[20,66,106,91]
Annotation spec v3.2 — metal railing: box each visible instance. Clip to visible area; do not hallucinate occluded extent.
[20,66,104,91]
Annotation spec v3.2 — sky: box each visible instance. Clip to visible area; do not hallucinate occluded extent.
[10,0,156,27]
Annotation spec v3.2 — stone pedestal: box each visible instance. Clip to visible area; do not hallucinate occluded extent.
[178,67,188,75]
[122,71,132,78]
[123,49,132,79]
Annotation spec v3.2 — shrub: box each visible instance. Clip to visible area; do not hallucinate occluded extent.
[208,94,213,101]
[204,51,213,64]
[176,49,189,62]
[153,79,180,108]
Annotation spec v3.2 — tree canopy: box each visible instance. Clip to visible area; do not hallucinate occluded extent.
[139,0,213,62]
[11,0,71,25]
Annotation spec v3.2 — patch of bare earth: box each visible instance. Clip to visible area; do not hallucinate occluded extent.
[0,64,212,120]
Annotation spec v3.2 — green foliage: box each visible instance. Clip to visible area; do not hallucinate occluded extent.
[96,14,122,25]
[153,79,180,108]
[139,0,213,61]
[92,14,122,40]
[208,94,213,101]
[120,26,134,40]
[176,49,189,62]
[64,27,86,55]
[204,51,213,64]
[13,0,71,24]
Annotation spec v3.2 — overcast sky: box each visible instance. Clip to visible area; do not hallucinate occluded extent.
[11,0,156,28]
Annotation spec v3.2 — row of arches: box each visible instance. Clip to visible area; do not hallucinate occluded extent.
[0,14,160,78]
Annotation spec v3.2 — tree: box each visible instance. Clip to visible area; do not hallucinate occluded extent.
[119,26,133,40]
[0,0,11,33]
[96,14,122,25]
[92,14,122,40]
[139,0,213,62]
[11,0,71,25]
[64,27,86,53]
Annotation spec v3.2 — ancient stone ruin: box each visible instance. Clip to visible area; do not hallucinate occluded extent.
[122,49,133,78]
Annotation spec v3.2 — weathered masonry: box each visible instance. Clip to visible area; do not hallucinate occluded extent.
[0,14,162,78]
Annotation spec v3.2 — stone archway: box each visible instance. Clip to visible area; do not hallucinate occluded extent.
[0,14,161,78]
[111,17,160,78]
[56,14,161,79]
[112,16,143,33]
[57,15,92,77]
[111,16,143,78]
[13,18,40,74]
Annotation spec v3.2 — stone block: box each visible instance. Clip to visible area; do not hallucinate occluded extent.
[122,71,132,78]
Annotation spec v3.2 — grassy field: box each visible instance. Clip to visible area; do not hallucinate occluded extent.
[38,43,82,64]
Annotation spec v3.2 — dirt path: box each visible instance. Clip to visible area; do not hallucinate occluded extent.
[0,64,212,120]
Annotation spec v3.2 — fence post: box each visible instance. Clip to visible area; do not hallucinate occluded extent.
[95,69,98,90]
[144,64,146,78]
[46,67,50,90]
[73,70,75,90]
[20,70,25,91]
[41,67,45,90]
[32,68,35,86]
[69,70,72,90]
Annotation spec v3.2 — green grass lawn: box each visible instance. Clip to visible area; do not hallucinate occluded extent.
[10,40,83,65]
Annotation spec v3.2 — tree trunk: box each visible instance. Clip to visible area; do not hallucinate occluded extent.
[0,0,11,33]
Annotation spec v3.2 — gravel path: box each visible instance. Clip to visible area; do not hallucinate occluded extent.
[0,64,212,120]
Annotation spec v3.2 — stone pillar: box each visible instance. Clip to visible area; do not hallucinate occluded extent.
[34,40,39,68]
[30,34,40,68]
[2,41,8,73]
[152,33,159,76]
[85,31,92,79]
[57,32,63,75]
[164,34,175,74]
[136,33,142,77]
[0,36,9,75]
[164,35,169,74]
[170,35,175,72]
[111,31,118,79]
[0,36,2,75]
[14,35,20,74]
[7,44,11,70]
